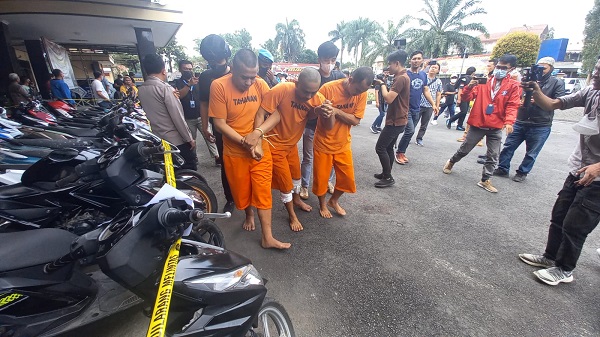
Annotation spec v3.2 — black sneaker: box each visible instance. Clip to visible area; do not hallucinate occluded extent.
[223,200,235,213]
[478,155,486,159]
[493,168,509,177]
[446,119,452,129]
[376,126,383,132]
[477,158,485,164]
[370,125,380,134]
[513,173,527,182]
[456,126,465,131]
[374,173,384,179]
[374,177,395,188]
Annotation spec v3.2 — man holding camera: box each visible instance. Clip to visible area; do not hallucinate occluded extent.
[518,56,600,286]
[495,57,565,182]
[394,51,437,165]
[442,54,521,193]
[175,60,219,167]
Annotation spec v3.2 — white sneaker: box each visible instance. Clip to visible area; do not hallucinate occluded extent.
[430,120,438,126]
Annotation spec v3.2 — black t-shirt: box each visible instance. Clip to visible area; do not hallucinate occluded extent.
[198,68,230,103]
[306,70,346,130]
[174,78,200,120]
[443,82,456,104]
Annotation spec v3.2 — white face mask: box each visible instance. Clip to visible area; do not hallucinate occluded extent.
[321,63,335,73]
[450,79,457,84]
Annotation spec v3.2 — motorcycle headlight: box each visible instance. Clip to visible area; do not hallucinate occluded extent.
[184,265,263,291]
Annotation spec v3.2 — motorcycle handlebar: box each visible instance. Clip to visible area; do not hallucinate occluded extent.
[160,209,204,227]
[139,145,164,157]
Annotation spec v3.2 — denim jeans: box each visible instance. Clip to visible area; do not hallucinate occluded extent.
[396,109,421,154]
[543,174,600,271]
[372,104,387,129]
[449,101,470,127]
[416,106,434,141]
[376,124,406,177]
[497,123,551,175]
[434,103,455,120]
[301,127,334,188]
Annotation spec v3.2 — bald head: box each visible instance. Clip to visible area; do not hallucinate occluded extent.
[295,67,322,102]
[298,67,321,86]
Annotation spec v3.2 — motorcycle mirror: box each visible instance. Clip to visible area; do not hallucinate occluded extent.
[48,148,80,162]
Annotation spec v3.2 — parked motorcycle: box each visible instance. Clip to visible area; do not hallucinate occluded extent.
[0,191,295,337]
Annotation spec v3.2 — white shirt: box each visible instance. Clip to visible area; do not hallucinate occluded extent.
[91,79,109,102]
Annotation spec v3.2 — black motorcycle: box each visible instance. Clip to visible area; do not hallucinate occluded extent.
[0,142,219,246]
[0,198,295,337]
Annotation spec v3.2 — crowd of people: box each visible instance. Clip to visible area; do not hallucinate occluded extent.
[6,34,598,288]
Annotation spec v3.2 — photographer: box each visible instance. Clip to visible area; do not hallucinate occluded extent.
[495,57,565,182]
[442,54,521,193]
[518,56,600,286]
[370,68,390,134]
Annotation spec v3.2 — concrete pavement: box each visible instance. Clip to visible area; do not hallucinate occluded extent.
[66,105,600,336]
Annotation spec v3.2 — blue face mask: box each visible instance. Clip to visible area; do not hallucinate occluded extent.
[493,68,508,79]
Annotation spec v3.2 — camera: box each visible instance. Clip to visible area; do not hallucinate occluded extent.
[522,64,545,82]
[474,77,487,85]
[376,73,386,81]
[429,60,437,66]
[393,38,406,50]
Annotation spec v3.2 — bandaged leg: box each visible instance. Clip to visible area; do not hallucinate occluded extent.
[292,179,301,194]
[280,191,293,204]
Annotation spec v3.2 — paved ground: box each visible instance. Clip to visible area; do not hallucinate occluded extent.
[67,105,599,336]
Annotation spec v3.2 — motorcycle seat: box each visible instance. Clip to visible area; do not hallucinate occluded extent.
[0,228,77,272]
[0,183,40,198]
[44,126,100,138]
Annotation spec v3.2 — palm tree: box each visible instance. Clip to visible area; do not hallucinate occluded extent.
[406,0,488,58]
[328,21,349,65]
[345,18,383,66]
[362,17,412,68]
[274,19,306,62]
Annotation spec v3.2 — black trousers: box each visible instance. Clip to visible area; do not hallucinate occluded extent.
[176,142,198,171]
[375,124,406,177]
[448,101,470,127]
[544,174,600,271]
[213,126,233,203]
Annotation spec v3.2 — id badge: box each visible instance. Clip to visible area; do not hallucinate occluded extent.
[485,104,494,115]
[190,100,196,108]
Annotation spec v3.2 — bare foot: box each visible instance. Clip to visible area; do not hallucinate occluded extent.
[261,237,291,249]
[289,218,304,232]
[327,199,346,216]
[319,205,333,218]
[294,199,312,212]
[242,217,255,231]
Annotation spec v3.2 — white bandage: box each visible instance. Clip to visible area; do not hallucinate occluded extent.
[292,179,301,194]
[280,191,293,203]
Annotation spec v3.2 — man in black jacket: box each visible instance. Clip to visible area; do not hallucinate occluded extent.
[495,57,565,182]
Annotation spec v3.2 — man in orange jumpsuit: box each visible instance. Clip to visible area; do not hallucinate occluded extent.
[259,67,331,231]
[313,67,375,218]
[209,48,290,249]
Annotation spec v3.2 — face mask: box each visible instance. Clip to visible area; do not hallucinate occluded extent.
[321,63,335,73]
[450,79,457,84]
[493,69,508,79]
[181,71,193,80]
[211,63,227,74]
[258,67,269,76]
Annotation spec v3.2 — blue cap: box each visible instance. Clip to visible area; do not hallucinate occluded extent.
[258,49,274,63]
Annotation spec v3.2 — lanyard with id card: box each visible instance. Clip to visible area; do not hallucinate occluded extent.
[184,80,196,108]
[485,104,494,115]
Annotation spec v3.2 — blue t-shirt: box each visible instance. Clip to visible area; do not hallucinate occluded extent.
[407,70,428,112]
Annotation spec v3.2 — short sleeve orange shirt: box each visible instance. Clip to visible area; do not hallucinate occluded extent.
[314,79,367,154]
[261,82,325,148]
[208,74,270,157]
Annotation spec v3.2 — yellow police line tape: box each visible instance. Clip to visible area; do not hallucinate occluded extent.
[146,140,179,337]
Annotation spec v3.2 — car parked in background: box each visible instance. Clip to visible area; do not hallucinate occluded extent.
[563,78,587,94]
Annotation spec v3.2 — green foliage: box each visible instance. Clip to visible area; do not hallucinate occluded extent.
[261,39,282,62]
[221,29,253,57]
[582,0,600,73]
[406,0,488,58]
[362,17,411,68]
[345,17,382,66]
[274,19,306,62]
[297,49,318,64]
[111,53,140,73]
[328,21,349,65]
[157,37,188,73]
[491,32,540,67]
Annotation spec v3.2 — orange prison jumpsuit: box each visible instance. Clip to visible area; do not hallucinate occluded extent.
[261,82,325,192]
[208,74,272,210]
[312,79,366,196]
